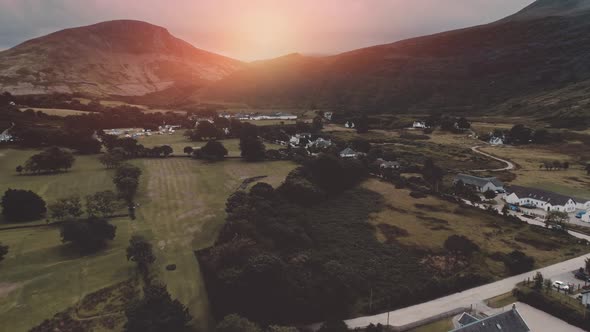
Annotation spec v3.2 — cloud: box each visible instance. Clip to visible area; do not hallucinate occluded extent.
[0,0,535,59]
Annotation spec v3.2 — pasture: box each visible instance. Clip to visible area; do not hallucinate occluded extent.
[0,147,296,331]
[19,107,91,117]
[479,145,590,200]
[363,179,588,277]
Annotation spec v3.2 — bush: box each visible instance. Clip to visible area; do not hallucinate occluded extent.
[1,189,46,222]
[195,140,228,161]
[504,250,535,275]
[444,235,479,256]
[483,190,497,199]
[410,191,427,199]
[60,218,116,252]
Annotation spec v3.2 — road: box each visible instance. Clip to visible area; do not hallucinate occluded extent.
[344,253,590,329]
[470,145,514,172]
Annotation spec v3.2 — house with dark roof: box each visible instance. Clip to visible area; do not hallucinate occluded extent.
[450,306,530,332]
[376,158,400,170]
[454,174,504,193]
[504,185,577,212]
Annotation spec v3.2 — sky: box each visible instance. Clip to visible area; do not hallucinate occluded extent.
[0,0,535,61]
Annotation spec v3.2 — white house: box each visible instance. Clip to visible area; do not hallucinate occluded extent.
[289,133,312,147]
[412,121,428,129]
[575,198,590,210]
[504,185,577,212]
[377,159,400,170]
[323,112,333,121]
[307,137,332,149]
[489,136,504,145]
[251,113,297,121]
[345,121,355,128]
[454,174,504,193]
[9,101,16,106]
[340,148,358,158]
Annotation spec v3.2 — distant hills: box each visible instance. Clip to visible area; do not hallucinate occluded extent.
[2,0,590,118]
[0,20,243,96]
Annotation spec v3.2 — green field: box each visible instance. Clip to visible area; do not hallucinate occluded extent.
[19,108,91,117]
[138,131,284,157]
[0,148,296,331]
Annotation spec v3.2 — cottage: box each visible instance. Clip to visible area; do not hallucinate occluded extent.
[450,305,529,332]
[289,133,312,147]
[504,185,577,212]
[377,158,400,170]
[9,101,16,106]
[488,136,504,145]
[454,174,504,193]
[339,148,358,158]
[307,137,332,149]
[412,121,428,129]
[323,112,333,121]
[575,197,590,210]
[345,121,355,128]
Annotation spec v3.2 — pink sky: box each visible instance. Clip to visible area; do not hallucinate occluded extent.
[0,0,535,61]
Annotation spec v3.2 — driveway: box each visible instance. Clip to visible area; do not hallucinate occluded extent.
[343,254,590,329]
[470,145,515,172]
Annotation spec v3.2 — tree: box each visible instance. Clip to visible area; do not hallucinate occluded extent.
[99,148,126,169]
[183,146,194,155]
[1,189,46,222]
[533,271,544,290]
[114,163,142,184]
[126,235,156,276]
[216,314,262,332]
[60,218,116,252]
[240,136,266,162]
[508,124,533,145]
[585,257,590,274]
[23,147,75,174]
[456,117,471,130]
[190,121,221,141]
[318,320,350,332]
[115,177,139,205]
[160,145,173,157]
[355,114,369,134]
[312,115,324,132]
[125,283,192,332]
[197,140,228,161]
[422,158,444,192]
[545,211,569,228]
[15,165,23,175]
[483,190,497,200]
[86,190,119,217]
[444,235,479,256]
[505,250,535,275]
[0,243,8,262]
[501,204,509,216]
[48,195,84,221]
[543,278,553,292]
[267,326,299,332]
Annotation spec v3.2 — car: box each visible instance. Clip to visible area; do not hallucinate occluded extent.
[521,203,536,209]
[576,211,587,219]
[508,205,521,212]
[553,280,570,291]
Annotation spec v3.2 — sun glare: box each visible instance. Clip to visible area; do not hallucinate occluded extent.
[232,10,296,60]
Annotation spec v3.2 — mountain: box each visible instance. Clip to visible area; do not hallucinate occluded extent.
[0,20,243,96]
[203,0,590,117]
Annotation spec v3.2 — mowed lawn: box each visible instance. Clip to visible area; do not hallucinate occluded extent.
[363,179,588,277]
[480,145,590,200]
[0,147,296,331]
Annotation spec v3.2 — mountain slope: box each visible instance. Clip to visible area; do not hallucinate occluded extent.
[204,0,590,116]
[0,20,243,96]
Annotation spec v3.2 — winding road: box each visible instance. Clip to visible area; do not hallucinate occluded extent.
[470,145,515,172]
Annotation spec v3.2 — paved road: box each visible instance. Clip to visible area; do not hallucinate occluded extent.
[344,254,590,329]
[470,145,514,172]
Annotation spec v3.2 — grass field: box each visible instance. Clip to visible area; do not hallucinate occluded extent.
[138,131,284,157]
[19,108,91,117]
[407,318,454,332]
[0,147,296,331]
[480,145,590,200]
[363,179,588,277]
[486,292,517,309]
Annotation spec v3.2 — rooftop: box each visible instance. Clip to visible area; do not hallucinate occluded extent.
[450,307,529,332]
[455,174,504,188]
[507,185,575,206]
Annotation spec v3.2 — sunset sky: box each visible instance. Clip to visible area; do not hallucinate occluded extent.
[0,0,535,61]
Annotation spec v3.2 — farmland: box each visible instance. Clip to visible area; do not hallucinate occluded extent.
[0,147,296,331]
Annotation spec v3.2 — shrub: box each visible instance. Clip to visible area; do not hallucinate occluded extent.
[60,218,116,252]
[444,235,479,256]
[1,189,46,222]
[504,250,535,275]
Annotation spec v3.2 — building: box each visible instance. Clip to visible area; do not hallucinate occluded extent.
[454,174,504,193]
[345,121,355,128]
[377,159,400,170]
[489,136,504,145]
[575,198,590,210]
[251,112,297,121]
[413,121,429,129]
[323,112,333,121]
[289,133,312,147]
[582,212,590,223]
[340,148,358,158]
[504,185,577,212]
[450,305,530,332]
[307,137,333,149]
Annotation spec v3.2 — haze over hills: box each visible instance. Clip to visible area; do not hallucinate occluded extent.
[0,20,243,96]
[1,0,590,119]
[202,0,590,117]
